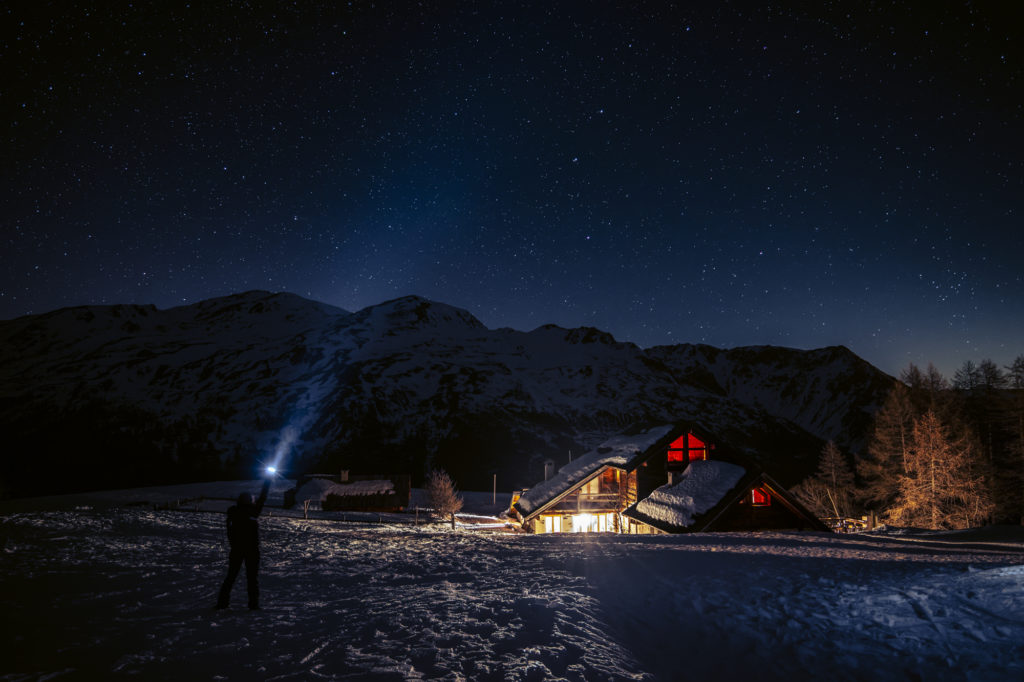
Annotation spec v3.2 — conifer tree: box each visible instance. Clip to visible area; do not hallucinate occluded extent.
[815,440,856,517]
[924,363,948,393]
[886,411,993,529]
[902,362,951,416]
[900,363,924,391]
[953,360,981,391]
[923,363,950,410]
[1008,396,1024,524]
[1005,355,1024,389]
[857,383,915,511]
[979,359,1007,390]
[791,477,833,521]
[793,441,856,521]
[425,469,463,521]
[996,355,1024,522]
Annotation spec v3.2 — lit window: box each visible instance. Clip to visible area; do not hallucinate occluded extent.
[687,434,707,461]
[543,515,563,533]
[572,513,596,533]
[668,433,709,464]
[570,512,615,533]
[751,487,771,506]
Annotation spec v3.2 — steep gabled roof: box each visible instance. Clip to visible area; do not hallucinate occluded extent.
[629,420,726,469]
[623,465,830,533]
[700,471,829,532]
[513,424,675,521]
[629,460,747,529]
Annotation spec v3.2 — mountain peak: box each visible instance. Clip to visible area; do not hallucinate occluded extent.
[0,288,896,496]
[357,296,487,334]
[530,323,629,348]
[564,326,621,346]
[179,290,349,325]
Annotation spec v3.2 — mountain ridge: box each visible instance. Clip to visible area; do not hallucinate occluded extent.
[0,291,896,497]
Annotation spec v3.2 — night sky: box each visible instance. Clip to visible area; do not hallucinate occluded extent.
[4,1,1022,377]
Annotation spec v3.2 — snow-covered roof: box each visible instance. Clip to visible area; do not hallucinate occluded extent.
[295,478,395,503]
[515,424,674,517]
[633,460,746,530]
[294,478,341,503]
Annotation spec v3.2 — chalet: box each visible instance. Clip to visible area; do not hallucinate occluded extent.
[510,423,828,534]
[292,470,411,512]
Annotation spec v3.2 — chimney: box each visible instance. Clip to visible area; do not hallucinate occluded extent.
[340,469,349,483]
[543,459,555,481]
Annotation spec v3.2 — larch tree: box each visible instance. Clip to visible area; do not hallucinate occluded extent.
[425,469,464,522]
[953,360,982,391]
[900,363,925,391]
[998,354,1024,523]
[1006,355,1024,389]
[886,411,993,529]
[1008,393,1024,524]
[857,383,916,512]
[901,362,951,419]
[924,363,949,393]
[979,359,1008,390]
[815,440,856,518]
[791,477,833,521]
[957,359,1010,513]
[923,363,951,412]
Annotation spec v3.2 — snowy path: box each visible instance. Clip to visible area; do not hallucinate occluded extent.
[2,509,1023,681]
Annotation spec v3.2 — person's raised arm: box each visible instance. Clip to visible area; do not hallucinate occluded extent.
[254,476,271,515]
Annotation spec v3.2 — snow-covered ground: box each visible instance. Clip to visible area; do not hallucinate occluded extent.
[2,485,1024,681]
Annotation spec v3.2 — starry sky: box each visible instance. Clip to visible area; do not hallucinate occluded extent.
[3,1,1022,377]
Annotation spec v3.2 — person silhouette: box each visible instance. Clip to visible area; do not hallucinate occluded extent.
[216,476,272,610]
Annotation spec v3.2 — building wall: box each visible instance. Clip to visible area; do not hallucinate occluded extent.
[636,458,668,501]
[706,489,816,531]
[623,517,662,534]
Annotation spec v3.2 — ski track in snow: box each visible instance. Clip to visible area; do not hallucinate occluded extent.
[2,509,1023,681]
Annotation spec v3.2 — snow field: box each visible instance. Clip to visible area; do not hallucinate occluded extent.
[2,508,1023,681]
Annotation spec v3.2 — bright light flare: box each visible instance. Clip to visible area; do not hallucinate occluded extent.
[264,425,299,476]
[572,513,596,533]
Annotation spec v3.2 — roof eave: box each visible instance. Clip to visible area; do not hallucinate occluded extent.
[516,464,615,524]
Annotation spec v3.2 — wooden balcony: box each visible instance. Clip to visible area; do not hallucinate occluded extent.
[550,491,621,513]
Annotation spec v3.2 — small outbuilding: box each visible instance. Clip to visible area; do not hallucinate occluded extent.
[292,470,411,512]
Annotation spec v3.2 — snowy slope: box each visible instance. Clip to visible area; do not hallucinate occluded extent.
[1,496,1023,681]
[0,291,896,495]
[646,343,893,450]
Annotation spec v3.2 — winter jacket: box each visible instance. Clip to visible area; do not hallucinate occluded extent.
[226,479,270,550]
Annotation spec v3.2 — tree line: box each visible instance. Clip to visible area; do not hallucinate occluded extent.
[794,355,1024,529]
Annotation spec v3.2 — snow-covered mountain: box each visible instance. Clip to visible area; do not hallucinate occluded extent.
[0,291,895,496]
